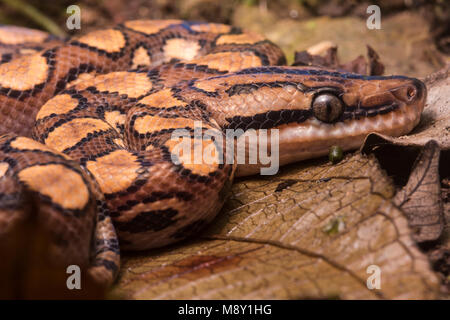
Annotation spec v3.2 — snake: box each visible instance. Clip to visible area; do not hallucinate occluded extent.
[0,20,426,287]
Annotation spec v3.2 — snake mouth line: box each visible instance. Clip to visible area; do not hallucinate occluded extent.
[342,102,399,120]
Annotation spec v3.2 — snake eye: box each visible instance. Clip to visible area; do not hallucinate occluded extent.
[312,93,344,123]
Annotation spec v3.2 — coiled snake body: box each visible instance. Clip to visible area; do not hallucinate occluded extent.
[0,20,426,286]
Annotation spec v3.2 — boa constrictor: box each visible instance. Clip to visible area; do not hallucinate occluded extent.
[0,20,425,287]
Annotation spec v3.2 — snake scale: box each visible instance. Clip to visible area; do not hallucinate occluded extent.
[0,20,426,287]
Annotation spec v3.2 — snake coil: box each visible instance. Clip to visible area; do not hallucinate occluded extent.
[0,20,426,286]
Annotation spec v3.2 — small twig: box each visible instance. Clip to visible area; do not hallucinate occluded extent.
[1,0,66,36]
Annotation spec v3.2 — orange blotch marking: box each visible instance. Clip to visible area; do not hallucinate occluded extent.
[66,72,97,88]
[10,137,69,159]
[138,89,187,108]
[0,26,48,45]
[36,94,79,120]
[165,137,220,176]
[75,71,152,98]
[18,48,38,55]
[163,38,201,61]
[192,77,224,93]
[145,144,156,151]
[86,150,140,194]
[131,47,152,69]
[113,138,125,148]
[0,162,9,178]
[104,110,126,132]
[215,32,265,45]
[124,20,182,35]
[111,198,182,226]
[133,115,194,134]
[0,54,48,90]
[77,29,126,53]
[18,164,89,210]
[190,51,262,72]
[190,23,232,34]
[45,118,111,152]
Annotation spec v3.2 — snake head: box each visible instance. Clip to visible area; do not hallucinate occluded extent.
[189,67,427,174]
[274,69,427,164]
[269,68,427,166]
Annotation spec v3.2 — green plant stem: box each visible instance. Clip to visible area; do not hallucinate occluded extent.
[0,0,66,36]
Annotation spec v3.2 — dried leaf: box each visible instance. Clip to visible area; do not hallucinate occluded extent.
[366,46,385,77]
[361,65,449,294]
[393,140,444,242]
[110,154,440,299]
[293,45,384,76]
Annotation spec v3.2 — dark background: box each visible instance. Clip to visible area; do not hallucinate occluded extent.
[0,0,448,77]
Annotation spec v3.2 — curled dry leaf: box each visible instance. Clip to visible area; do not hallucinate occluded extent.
[361,64,449,292]
[110,154,440,299]
[293,45,384,76]
[393,140,444,243]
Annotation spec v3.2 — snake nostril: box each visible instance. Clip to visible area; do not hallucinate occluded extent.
[397,83,420,104]
[406,85,417,101]
[392,79,425,104]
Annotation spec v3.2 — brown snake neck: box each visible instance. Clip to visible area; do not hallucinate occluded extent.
[0,20,426,288]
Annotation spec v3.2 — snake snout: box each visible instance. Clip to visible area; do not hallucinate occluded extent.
[391,78,426,106]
